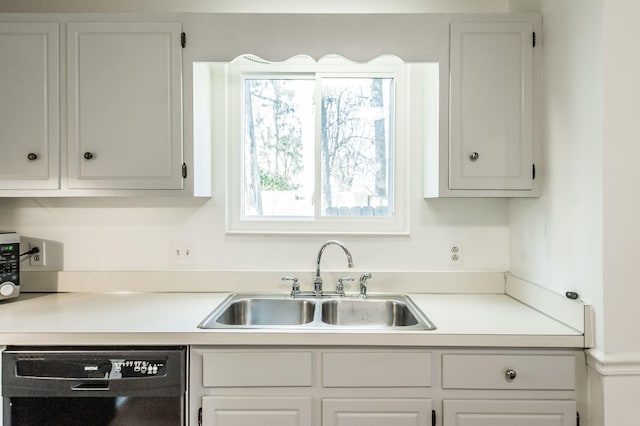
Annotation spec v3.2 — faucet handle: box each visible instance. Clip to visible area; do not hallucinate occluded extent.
[282,276,300,297]
[336,277,355,296]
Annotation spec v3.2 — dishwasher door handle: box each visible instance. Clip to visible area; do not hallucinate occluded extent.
[71,381,110,391]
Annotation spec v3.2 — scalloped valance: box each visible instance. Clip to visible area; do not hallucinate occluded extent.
[188,13,445,62]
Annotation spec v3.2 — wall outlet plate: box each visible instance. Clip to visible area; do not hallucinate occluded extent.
[170,240,195,266]
[20,237,64,271]
[448,241,462,265]
[29,240,45,267]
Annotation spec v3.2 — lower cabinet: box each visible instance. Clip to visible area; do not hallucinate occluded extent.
[323,398,432,426]
[442,399,576,426]
[202,396,312,426]
[440,353,580,426]
[190,347,583,426]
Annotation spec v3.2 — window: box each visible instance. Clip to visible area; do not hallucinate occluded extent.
[223,55,415,235]
[244,75,394,218]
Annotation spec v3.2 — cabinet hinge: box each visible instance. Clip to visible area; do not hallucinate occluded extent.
[533,31,537,48]
[198,407,202,426]
[532,163,536,180]
[577,411,580,426]
[182,163,187,179]
[181,32,186,48]
[432,409,436,426]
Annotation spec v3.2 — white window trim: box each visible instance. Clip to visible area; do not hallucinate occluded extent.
[223,55,414,236]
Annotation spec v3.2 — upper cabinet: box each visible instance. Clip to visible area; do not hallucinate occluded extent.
[66,22,184,190]
[450,22,534,191]
[0,23,59,190]
[425,20,541,198]
[0,18,211,197]
[0,15,536,199]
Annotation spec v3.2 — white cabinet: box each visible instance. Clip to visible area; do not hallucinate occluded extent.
[202,396,312,426]
[201,351,313,387]
[66,22,184,190]
[322,351,432,388]
[0,18,211,197]
[441,354,576,390]
[323,398,432,426]
[190,348,434,426]
[425,20,541,198]
[0,23,59,190]
[191,349,316,426]
[191,348,582,426]
[443,400,576,426]
[449,22,533,191]
[322,352,433,426]
[442,353,578,426]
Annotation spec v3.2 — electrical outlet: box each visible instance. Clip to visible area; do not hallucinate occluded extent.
[27,239,46,267]
[19,237,63,271]
[170,240,195,266]
[448,241,462,265]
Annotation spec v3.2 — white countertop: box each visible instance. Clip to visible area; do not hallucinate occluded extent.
[0,292,584,348]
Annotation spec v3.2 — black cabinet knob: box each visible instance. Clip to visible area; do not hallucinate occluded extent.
[83,152,94,160]
[27,153,38,161]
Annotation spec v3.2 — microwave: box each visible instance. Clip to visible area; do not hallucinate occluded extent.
[0,232,20,300]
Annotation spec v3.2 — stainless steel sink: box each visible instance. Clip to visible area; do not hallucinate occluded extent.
[321,296,429,327]
[198,295,316,328]
[198,293,436,330]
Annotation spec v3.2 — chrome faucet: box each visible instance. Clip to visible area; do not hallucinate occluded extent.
[314,240,354,295]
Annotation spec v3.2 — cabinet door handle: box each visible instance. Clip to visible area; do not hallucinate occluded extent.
[83,152,94,160]
[469,152,479,161]
[27,153,39,161]
[505,369,517,381]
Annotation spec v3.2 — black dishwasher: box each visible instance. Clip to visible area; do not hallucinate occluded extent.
[2,346,186,426]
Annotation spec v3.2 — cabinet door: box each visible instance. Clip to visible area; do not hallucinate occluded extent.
[449,22,533,190]
[0,23,59,189]
[67,22,183,190]
[202,396,312,426]
[323,398,432,426]
[443,399,575,426]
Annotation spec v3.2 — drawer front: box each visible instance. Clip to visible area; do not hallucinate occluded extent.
[202,351,313,387]
[442,354,575,390]
[323,351,432,387]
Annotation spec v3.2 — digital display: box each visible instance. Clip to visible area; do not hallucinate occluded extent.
[0,242,19,287]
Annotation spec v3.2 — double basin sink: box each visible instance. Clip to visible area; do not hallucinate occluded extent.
[198,293,436,331]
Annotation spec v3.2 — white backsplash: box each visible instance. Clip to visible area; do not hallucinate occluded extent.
[0,195,509,273]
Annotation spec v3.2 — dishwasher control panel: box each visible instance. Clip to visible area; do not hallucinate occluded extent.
[0,232,20,300]
[108,359,167,378]
[14,357,168,379]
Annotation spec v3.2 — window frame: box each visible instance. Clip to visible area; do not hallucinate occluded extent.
[225,56,410,235]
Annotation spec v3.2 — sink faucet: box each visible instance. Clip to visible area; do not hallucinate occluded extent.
[314,240,354,295]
